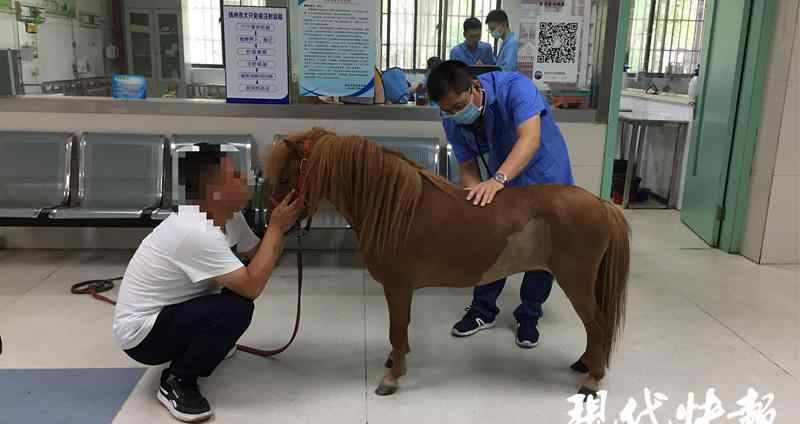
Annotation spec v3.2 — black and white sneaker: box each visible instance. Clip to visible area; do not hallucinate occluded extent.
[451,306,496,337]
[515,322,540,349]
[157,369,213,422]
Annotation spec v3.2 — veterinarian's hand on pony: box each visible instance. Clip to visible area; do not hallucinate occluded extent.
[465,179,504,207]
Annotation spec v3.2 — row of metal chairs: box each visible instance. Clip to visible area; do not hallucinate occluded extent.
[0,131,254,227]
[0,131,468,229]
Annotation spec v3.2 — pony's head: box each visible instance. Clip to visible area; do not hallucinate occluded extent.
[261,127,332,214]
[263,127,459,253]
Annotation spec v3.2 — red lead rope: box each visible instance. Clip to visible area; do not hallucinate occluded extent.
[236,248,303,357]
[71,248,304,359]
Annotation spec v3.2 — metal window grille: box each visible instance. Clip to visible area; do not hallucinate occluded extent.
[188,0,268,67]
[627,0,704,74]
[382,0,502,70]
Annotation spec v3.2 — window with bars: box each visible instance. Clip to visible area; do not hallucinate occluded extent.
[381,0,502,70]
[187,0,268,67]
[627,0,704,75]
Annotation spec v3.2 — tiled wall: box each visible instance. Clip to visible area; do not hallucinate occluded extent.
[742,0,800,264]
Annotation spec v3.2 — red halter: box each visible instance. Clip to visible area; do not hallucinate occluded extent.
[271,138,313,208]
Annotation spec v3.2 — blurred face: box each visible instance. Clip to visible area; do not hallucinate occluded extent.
[487,21,507,37]
[206,156,252,215]
[464,29,482,49]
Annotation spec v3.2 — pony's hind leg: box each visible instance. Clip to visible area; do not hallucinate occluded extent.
[557,264,607,397]
[375,285,413,396]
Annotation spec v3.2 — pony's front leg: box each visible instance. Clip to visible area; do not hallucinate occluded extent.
[375,285,413,396]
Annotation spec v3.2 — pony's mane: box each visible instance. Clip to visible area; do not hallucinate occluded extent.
[304,132,456,255]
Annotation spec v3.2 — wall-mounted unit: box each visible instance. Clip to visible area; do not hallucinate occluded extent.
[124,7,185,98]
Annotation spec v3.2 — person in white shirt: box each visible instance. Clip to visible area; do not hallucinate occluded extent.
[113,143,302,423]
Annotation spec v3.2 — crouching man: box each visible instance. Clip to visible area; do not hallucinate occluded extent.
[112,143,302,422]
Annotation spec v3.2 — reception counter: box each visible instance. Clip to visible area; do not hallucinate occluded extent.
[0,95,599,123]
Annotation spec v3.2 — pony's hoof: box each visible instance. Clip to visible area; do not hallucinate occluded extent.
[375,383,398,396]
[577,386,598,400]
[384,357,394,368]
[570,359,589,373]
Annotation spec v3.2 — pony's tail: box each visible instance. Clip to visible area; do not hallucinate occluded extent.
[596,201,630,368]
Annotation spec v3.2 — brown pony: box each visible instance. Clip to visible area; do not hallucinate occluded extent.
[263,127,630,398]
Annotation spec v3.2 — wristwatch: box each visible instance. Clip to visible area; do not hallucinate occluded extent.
[494,172,509,186]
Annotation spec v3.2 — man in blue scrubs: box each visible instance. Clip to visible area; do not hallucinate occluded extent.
[450,17,496,66]
[426,60,574,348]
[486,10,518,71]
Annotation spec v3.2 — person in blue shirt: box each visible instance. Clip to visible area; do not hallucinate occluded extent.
[450,17,497,66]
[486,10,518,72]
[426,60,574,348]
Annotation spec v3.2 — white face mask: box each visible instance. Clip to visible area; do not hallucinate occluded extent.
[439,88,484,125]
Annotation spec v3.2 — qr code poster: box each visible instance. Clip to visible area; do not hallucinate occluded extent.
[531,16,581,83]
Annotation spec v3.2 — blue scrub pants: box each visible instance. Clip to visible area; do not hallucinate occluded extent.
[470,271,554,324]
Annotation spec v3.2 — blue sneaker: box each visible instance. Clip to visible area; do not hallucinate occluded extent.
[451,306,496,337]
[515,322,540,349]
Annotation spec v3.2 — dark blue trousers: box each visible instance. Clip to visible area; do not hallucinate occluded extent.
[469,270,554,324]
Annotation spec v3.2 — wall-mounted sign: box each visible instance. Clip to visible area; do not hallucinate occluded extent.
[222,5,289,104]
[297,0,376,98]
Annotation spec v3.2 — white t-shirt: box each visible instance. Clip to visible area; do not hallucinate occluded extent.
[112,205,260,350]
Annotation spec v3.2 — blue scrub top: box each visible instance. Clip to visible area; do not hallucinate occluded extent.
[450,41,497,66]
[496,33,519,72]
[443,72,574,187]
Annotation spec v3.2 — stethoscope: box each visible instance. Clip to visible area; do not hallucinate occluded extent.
[456,73,498,180]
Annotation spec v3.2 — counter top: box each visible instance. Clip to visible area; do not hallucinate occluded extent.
[621,88,693,105]
[0,95,596,123]
[619,92,693,123]
[619,111,690,124]
[0,95,600,123]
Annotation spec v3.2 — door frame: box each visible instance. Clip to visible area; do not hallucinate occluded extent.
[600,0,631,199]
[718,0,777,252]
[600,0,777,254]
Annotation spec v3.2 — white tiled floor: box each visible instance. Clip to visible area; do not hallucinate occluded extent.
[1,210,799,423]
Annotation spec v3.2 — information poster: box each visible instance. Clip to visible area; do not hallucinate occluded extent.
[519,0,595,86]
[298,0,376,98]
[223,6,289,104]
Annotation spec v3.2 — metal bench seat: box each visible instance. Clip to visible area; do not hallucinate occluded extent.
[0,132,73,218]
[49,133,165,220]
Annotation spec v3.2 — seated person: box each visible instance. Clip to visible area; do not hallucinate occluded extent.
[112,143,302,422]
[449,17,496,66]
[412,56,444,94]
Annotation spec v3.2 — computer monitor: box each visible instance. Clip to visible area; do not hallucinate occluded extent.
[468,65,502,77]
